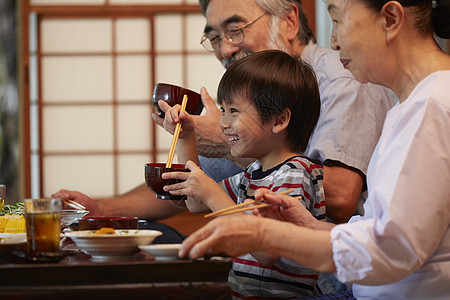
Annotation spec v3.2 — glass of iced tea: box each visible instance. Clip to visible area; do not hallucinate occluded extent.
[24,198,62,262]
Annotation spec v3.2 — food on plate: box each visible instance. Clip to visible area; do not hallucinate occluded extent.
[0,202,25,215]
[0,202,26,233]
[95,227,115,234]
[0,214,25,233]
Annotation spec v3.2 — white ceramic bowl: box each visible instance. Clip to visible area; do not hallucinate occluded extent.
[139,244,181,260]
[65,229,162,261]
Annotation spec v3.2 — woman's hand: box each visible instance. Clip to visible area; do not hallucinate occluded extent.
[253,189,319,230]
[179,214,265,259]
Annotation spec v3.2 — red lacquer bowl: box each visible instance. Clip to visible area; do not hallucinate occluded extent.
[152,83,202,118]
[77,216,139,231]
[145,163,190,200]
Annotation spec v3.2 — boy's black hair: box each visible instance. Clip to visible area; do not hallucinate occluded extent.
[217,50,320,153]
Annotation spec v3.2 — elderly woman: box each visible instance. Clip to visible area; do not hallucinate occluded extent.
[179,0,450,299]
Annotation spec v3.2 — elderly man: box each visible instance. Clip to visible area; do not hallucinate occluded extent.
[54,0,393,231]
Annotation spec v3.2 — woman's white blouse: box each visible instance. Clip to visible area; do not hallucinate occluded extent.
[330,71,450,299]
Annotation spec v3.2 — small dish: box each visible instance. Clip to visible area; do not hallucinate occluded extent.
[61,210,89,227]
[65,229,162,261]
[139,244,181,260]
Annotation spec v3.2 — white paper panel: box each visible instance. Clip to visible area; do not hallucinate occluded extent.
[116,55,151,101]
[156,125,173,151]
[41,19,112,53]
[116,18,150,52]
[186,14,205,51]
[155,54,183,86]
[155,15,182,52]
[117,105,152,151]
[31,0,105,4]
[43,155,114,198]
[156,153,178,165]
[186,54,225,100]
[42,56,112,102]
[110,0,181,4]
[42,106,113,151]
[117,154,151,194]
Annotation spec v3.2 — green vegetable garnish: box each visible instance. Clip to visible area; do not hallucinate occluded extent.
[0,202,25,215]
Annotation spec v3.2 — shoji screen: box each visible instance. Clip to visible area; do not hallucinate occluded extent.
[25,1,225,197]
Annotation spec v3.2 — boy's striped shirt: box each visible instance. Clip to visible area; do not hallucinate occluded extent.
[222,156,326,299]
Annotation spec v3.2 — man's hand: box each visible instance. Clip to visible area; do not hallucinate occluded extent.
[152,87,228,156]
[191,87,229,157]
[52,189,102,216]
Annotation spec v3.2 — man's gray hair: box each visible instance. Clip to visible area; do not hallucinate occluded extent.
[198,0,316,45]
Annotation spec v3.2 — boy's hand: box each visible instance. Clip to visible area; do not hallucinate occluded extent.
[160,100,195,138]
[162,160,219,208]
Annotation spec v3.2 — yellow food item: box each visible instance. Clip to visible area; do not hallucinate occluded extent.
[95,227,115,234]
[0,214,26,233]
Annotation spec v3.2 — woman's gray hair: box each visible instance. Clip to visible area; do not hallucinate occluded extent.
[199,0,316,45]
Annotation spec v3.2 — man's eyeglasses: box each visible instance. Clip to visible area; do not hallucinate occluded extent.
[200,14,267,52]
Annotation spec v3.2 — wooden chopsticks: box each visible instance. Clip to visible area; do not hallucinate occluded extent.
[204,189,299,218]
[64,199,87,211]
[166,94,188,168]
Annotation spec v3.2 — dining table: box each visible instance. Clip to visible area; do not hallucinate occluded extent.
[0,237,232,299]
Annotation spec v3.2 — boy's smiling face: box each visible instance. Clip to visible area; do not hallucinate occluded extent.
[219,95,273,160]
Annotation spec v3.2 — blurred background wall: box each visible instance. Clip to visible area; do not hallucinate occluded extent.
[0,0,19,204]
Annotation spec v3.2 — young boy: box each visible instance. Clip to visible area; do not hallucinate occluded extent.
[161,50,325,298]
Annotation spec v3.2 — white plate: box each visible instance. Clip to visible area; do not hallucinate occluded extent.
[139,244,182,260]
[65,229,162,261]
[0,233,27,255]
[0,233,26,244]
